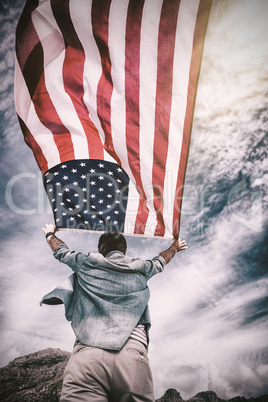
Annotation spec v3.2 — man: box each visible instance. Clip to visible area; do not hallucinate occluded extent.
[41,223,187,402]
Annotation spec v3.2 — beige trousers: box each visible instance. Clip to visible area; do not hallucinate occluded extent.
[60,338,155,402]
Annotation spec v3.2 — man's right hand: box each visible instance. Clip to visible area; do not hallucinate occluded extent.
[171,239,187,252]
[159,238,187,265]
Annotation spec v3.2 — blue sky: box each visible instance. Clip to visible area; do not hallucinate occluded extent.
[0,0,267,399]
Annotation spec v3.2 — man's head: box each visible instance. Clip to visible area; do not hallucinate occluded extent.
[98,232,127,257]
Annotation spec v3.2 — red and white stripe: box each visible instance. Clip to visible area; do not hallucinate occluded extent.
[15,0,212,239]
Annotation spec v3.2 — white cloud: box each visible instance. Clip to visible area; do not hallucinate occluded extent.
[148,212,268,399]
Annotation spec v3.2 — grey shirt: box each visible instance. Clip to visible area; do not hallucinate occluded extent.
[40,244,165,350]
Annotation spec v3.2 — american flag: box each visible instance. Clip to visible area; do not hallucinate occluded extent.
[15,0,212,238]
[44,159,129,232]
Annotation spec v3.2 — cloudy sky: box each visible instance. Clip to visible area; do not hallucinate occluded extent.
[0,0,267,400]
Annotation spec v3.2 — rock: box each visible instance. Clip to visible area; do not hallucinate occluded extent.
[0,348,70,401]
[0,349,268,402]
[188,391,226,402]
[156,388,183,401]
[186,391,268,402]
[229,397,268,402]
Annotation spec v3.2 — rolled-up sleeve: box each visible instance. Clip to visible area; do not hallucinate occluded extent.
[144,255,166,279]
[53,244,88,272]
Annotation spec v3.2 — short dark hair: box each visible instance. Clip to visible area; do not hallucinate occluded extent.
[98,232,127,256]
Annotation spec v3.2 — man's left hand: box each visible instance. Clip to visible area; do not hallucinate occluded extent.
[42,223,57,236]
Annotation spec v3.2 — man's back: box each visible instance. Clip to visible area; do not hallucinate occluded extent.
[41,244,165,349]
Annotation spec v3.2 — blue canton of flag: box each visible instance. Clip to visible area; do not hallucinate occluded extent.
[44,160,129,232]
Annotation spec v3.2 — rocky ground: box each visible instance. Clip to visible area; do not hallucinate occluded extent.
[0,348,70,401]
[0,349,267,402]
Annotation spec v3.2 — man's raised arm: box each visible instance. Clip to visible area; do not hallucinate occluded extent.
[42,223,64,252]
[159,239,187,265]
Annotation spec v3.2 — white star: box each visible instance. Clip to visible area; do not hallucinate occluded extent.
[91,205,96,209]
[81,175,86,179]
[83,199,87,203]
[77,214,81,218]
[106,216,111,220]
[69,207,73,211]
[56,218,60,222]
[117,179,121,183]
[106,205,111,209]
[90,181,96,185]
[115,200,120,204]
[114,211,119,215]
[116,189,121,193]
[84,221,89,224]
[71,169,77,173]
[54,172,59,176]
[117,167,122,172]
[98,199,104,204]
[60,202,64,206]
[49,189,53,192]
[54,208,58,212]
[107,183,113,187]
[107,194,112,198]
[70,217,74,221]
[99,220,103,224]
[90,169,95,173]
[73,181,78,186]
[66,199,71,203]
[63,176,69,180]
[80,162,86,167]
[61,165,67,169]
[74,193,79,197]
[98,175,104,180]
[52,198,56,202]
[75,204,80,209]
[62,212,66,216]
[92,215,96,219]
[64,188,70,192]
[113,220,118,225]
[82,187,87,192]
[107,171,113,176]
[84,210,89,214]
[58,192,63,196]
[46,179,51,183]
[99,211,103,215]
[56,182,61,186]
[90,194,96,199]
[98,163,104,168]
[99,187,104,192]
